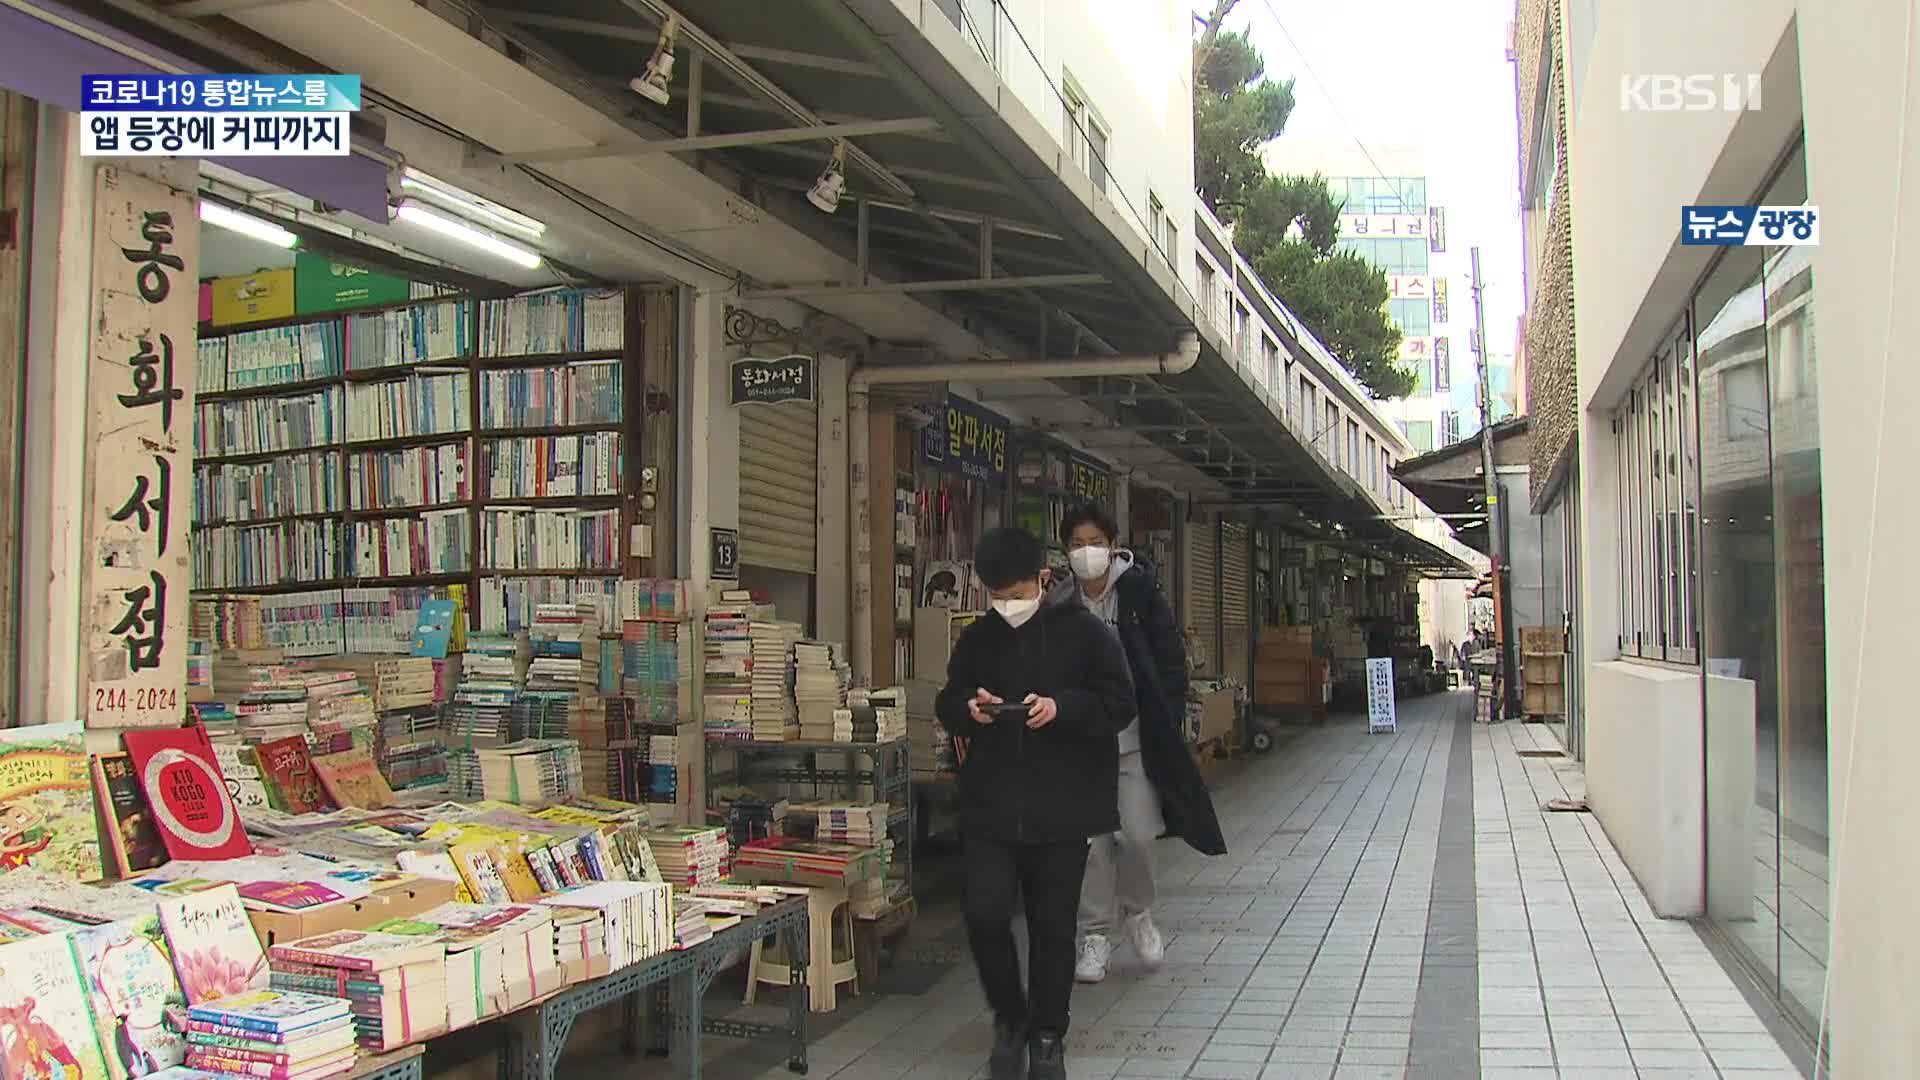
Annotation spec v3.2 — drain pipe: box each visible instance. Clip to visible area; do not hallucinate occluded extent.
[848,331,1200,683]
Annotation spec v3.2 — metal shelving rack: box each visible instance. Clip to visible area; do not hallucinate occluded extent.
[703,737,914,892]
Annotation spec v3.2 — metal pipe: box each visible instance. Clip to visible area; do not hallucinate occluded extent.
[1470,246,1517,719]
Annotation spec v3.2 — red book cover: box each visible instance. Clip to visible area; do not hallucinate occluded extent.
[254,735,333,814]
[122,724,255,861]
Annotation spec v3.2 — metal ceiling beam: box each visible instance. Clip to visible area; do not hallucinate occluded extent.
[166,0,292,15]
[508,118,941,164]
[491,12,892,79]
[695,90,954,141]
[744,142,1009,194]
[744,273,1104,300]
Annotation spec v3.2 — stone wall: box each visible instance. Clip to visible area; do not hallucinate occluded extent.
[1514,0,1578,506]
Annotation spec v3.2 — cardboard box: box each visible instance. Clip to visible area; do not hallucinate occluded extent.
[1522,654,1565,686]
[1195,688,1235,743]
[247,875,458,951]
[1519,626,1564,654]
[1523,682,1566,716]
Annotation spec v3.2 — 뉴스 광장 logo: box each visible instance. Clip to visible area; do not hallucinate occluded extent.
[1681,206,1819,247]
[1621,74,1762,112]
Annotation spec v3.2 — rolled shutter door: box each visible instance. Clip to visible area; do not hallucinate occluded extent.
[1188,515,1218,676]
[738,399,818,575]
[1221,522,1251,683]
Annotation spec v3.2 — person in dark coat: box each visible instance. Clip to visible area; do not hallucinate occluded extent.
[1050,504,1227,984]
[935,527,1137,1080]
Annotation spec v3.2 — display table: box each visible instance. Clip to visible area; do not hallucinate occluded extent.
[501,896,811,1080]
[346,1046,425,1080]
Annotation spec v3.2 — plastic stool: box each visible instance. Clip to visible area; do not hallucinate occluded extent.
[744,882,860,1012]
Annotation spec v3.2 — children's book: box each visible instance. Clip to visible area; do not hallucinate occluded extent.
[121,728,252,862]
[232,882,352,914]
[72,914,190,1080]
[249,741,331,817]
[0,722,104,881]
[409,600,457,660]
[307,754,393,812]
[0,930,113,1080]
[268,930,442,973]
[156,885,268,1006]
[91,753,168,878]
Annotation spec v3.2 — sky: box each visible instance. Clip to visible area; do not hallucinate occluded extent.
[1221,0,1528,359]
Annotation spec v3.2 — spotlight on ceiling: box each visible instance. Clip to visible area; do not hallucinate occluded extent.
[629,15,678,105]
[807,142,848,214]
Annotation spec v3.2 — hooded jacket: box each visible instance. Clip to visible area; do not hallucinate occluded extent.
[1050,553,1228,857]
[933,594,1136,844]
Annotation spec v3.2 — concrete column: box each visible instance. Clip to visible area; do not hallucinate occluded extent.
[813,350,850,646]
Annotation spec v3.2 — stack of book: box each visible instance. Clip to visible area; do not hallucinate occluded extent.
[471,739,584,805]
[268,930,449,1052]
[723,795,789,848]
[702,592,754,741]
[186,990,358,1080]
[793,641,851,741]
[376,704,446,790]
[732,836,880,889]
[854,686,908,743]
[671,897,715,949]
[447,634,526,798]
[540,880,674,969]
[749,620,799,742]
[369,656,439,711]
[641,826,730,887]
[235,664,311,743]
[621,619,690,726]
[303,669,378,754]
[905,681,956,773]
[792,801,888,847]
[526,602,602,695]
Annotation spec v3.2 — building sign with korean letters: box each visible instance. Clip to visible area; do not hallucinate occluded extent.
[729,353,815,406]
[1398,336,1434,361]
[1069,455,1112,505]
[1339,214,1427,239]
[1366,657,1398,733]
[1432,277,1449,323]
[1428,207,1447,252]
[85,168,197,728]
[1388,274,1431,300]
[924,394,1010,487]
[1434,337,1452,391]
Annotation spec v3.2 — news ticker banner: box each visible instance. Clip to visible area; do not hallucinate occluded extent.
[80,74,360,157]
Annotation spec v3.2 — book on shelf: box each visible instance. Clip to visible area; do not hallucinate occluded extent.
[345,442,469,509]
[349,511,470,578]
[194,451,342,525]
[477,577,617,636]
[478,361,623,429]
[195,387,342,459]
[480,433,621,498]
[477,288,624,357]
[343,299,472,371]
[344,371,469,443]
[202,321,346,392]
[479,507,619,572]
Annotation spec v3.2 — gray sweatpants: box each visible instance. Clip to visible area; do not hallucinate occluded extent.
[1079,751,1165,936]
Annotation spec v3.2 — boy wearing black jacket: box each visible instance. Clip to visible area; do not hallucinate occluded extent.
[935,527,1136,1080]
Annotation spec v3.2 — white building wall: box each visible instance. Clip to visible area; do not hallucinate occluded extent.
[1570,0,1919,1070]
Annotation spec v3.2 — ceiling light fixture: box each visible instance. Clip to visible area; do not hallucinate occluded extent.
[400,168,546,240]
[629,14,678,105]
[394,201,543,270]
[807,141,848,214]
[199,199,298,248]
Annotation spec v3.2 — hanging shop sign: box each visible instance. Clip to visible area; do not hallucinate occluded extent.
[709,527,740,581]
[1429,206,1448,252]
[84,167,197,729]
[1068,454,1112,505]
[924,394,1009,487]
[1366,657,1398,733]
[729,353,815,407]
[1432,277,1449,323]
[1339,213,1427,239]
[1399,336,1433,361]
[208,267,294,327]
[294,252,410,313]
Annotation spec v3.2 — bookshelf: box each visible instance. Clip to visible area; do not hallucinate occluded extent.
[191,287,652,655]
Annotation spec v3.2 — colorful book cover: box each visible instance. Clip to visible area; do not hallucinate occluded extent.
[91,753,167,879]
[232,882,348,912]
[306,754,393,812]
[0,722,103,881]
[0,930,113,1080]
[120,728,252,863]
[185,1047,353,1080]
[249,741,330,817]
[72,914,189,1080]
[268,930,442,973]
[409,600,457,660]
[185,990,349,1032]
[156,885,268,1006]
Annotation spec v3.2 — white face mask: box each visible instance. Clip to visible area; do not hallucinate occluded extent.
[1069,545,1113,581]
[992,596,1041,628]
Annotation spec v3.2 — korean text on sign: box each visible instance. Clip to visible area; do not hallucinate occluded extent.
[1680,205,1820,247]
[945,402,1008,484]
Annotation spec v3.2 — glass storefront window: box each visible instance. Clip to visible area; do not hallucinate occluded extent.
[1700,140,1826,1034]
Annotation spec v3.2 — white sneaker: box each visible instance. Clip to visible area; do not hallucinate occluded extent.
[1075,934,1111,983]
[1125,912,1166,969]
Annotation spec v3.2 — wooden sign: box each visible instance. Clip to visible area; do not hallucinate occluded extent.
[83,168,197,728]
[729,354,814,406]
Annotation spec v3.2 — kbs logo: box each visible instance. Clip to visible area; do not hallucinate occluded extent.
[1619,74,1762,112]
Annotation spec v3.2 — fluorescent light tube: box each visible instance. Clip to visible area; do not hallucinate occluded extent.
[394,201,543,270]
[199,200,298,248]
[400,169,546,239]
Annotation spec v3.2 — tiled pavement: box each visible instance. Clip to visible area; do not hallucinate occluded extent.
[685,690,1805,1080]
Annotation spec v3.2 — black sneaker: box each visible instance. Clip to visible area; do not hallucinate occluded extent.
[989,1019,1026,1080]
[1027,1032,1065,1080]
